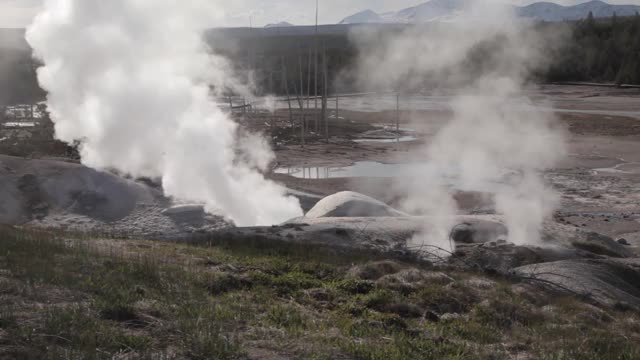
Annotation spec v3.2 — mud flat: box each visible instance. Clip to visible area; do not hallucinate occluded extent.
[271,85,640,249]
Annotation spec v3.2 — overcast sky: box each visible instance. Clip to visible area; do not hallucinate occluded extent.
[1,0,639,28]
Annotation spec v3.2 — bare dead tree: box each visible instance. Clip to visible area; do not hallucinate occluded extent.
[281,56,294,129]
[396,93,400,145]
[314,0,320,133]
[306,46,312,134]
[292,79,302,111]
[268,59,274,95]
[335,95,339,129]
[298,50,306,147]
[242,97,247,123]
[322,42,329,143]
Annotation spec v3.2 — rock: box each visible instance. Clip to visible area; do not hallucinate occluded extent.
[425,310,440,322]
[415,271,455,285]
[450,221,508,244]
[618,238,630,246]
[440,313,463,321]
[461,278,496,290]
[451,223,474,243]
[377,270,455,293]
[571,232,633,258]
[513,258,640,310]
[306,191,408,218]
[0,155,233,237]
[161,204,205,217]
[452,242,566,274]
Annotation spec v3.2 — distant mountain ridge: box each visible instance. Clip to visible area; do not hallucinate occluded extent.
[340,0,640,24]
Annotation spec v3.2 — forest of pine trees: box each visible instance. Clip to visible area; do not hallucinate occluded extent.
[1,14,639,107]
[546,12,640,84]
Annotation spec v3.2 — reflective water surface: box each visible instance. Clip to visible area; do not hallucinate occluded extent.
[275,161,518,193]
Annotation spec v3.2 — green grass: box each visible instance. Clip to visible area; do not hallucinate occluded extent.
[0,225,639,359]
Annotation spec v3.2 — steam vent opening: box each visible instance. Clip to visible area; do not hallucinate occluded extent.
[1,0,639,357]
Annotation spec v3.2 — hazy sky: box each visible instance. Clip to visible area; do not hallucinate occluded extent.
[1,0,639,28]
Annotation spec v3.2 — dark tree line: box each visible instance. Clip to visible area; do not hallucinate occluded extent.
[1,16,639,110]
[545,12,640,84]
[221,15,640,96]
[0,49,45,106]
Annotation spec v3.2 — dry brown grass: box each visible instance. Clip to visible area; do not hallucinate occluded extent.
[0,226,638,359]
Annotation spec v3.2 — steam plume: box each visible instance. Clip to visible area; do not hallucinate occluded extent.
[26,0,302,226]
[351,1,567,249]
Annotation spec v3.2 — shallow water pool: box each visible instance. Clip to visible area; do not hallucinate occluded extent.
[275,161,516,193]
[275,161,426,179]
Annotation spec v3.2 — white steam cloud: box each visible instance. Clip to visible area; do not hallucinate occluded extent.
[26,0,303,226]
[351,1,567,250]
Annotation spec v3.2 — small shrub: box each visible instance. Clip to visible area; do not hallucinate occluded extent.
[338,278,375,294]
[181,321,241,360]
[350,261,404,280]
[474,298,545,329]
[266,304,308,331]
[204,272,252,295]
[440,318,502,344]
[364,289,398,311]
[412,284,479,315]
[0,307,17,329]
[384,303,424,318]
[272,272,324,296]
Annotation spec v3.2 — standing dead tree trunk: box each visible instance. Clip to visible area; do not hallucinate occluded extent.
[314,44,319,133]
[306,47,312,135]
[322,43,329,143]
[396,93,400,145]
[242,97,247,123]
[335,95,339,132]
[281,56,294,129]
[314,0,319,134]
[292,76,303,111]
[298,51,306,147]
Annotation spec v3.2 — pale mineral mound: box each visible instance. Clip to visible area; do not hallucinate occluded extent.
[306,191,408,218]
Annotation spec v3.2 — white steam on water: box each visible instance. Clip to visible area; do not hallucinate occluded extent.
[26,0,303,226]
[351,1,567,251]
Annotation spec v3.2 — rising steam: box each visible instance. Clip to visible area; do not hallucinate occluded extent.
[26,0,302,226]
[351,1,567,249]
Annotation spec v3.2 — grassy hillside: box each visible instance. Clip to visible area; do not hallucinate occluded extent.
[0,226,638,359]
